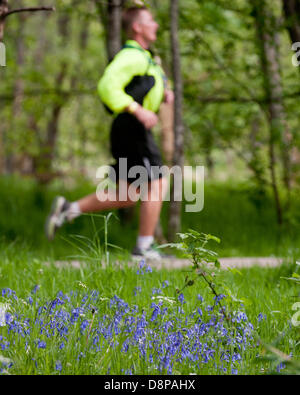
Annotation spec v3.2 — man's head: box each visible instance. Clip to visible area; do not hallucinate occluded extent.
[122,7,159,46]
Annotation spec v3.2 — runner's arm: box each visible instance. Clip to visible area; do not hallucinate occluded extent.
[98,51,148,114]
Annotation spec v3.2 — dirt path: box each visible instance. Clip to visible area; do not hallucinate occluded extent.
[45,256,285,270]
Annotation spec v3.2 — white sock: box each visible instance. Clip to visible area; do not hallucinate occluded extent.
[137,235,154,250]
[66,202,82,221]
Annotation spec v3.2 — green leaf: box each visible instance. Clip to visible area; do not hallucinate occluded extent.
[206,234,221,243]
[227,267,243,276]
[176,233,189,240]
[214,259,221,269]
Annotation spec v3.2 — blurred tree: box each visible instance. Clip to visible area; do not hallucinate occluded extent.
[0,1,55,175]
[251,0,291,224]
[33,11,70,183]
[94,0,123,62]
[168,0,184,241]
[1,0,300,233]
[283,0,300,44]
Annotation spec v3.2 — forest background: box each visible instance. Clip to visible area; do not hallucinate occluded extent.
[1,0,300,259]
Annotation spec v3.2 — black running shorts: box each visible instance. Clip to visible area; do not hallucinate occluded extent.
[109,113,164,184]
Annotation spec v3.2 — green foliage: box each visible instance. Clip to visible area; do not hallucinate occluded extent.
[159,229,230,321]
[1,176,300,259]
[160,229,220,269]
[1,0,300,200]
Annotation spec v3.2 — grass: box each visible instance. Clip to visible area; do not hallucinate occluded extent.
[0,238,299,375]
[0,175,299,374]
[1,175,300,259]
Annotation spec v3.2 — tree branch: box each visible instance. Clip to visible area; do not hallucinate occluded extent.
[3,7,55,20]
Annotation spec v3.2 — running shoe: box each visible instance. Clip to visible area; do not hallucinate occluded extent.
[45,196,70,241]
[132,244,173,260]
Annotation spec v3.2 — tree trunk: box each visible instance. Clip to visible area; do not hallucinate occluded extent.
[33,13,69,183]
[159,102,174,166]
[73,17,90,176]
[8,9,26,174]
[94,0,123,62]
[282,0,300,187]
[168,0,184,241]
[248,116,266,187]
[0,1,55,176]
[251,0,290,225]
[283,0,300,44]
[107,0,122,61]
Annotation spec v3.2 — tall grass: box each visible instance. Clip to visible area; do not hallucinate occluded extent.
[1,175,300,258]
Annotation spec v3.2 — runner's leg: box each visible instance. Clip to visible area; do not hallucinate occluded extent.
[78,180,138,213]
[138,176,168,237]
[45,181,139,240]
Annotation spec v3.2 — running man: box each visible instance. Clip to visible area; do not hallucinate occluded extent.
[45,6,174,259]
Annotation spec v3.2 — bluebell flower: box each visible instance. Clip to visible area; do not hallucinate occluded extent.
[152,288,162,295]
[276,362,286,373]
[150,305,160,322]
[197,294,204,302]
[1,288,16,298]
[145,265,152,273]
[0,340,10,350]
[31,285,40,294]
[37,340,46,349]
[178,293,185,304]
[162,280,169,288]
[137,260,146,275]
[0,287,259,375]
[55,361,62,372]
[80,320,89,333]
[178,307,185,314]
[77,352,85,360]
[32,358,38,368]
[131,305,139,314]
[214,294,226,304]
[2,288,10,297]
[257,313,266,322]
[70,308,80,323]
[232,353,242,363]
[121,339,129,353]
[134,287,142,296]
[139,260,146,269]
